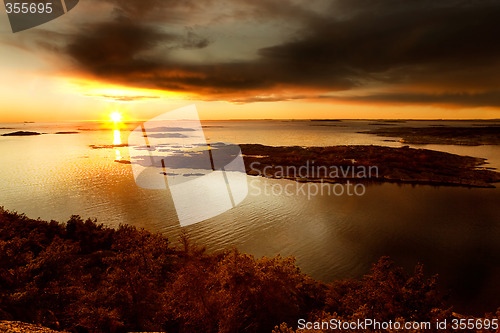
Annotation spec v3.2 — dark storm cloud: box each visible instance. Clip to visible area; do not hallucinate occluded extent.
[260,1,500,74]
[60,8,354,94]
[65,17,212,76]
[48,0,500,105]
[66,18,172,75]
[100,0,321,24]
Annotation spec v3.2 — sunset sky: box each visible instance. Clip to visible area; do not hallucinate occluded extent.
[1,0,500,121]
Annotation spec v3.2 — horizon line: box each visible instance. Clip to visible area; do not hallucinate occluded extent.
[2,118,500,123]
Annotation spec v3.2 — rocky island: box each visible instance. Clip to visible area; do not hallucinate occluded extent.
[117,143,500,188]
[1,131,41,136]
[240,144,500,188]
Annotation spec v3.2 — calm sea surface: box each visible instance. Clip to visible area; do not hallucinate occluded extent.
[0,120,499,314]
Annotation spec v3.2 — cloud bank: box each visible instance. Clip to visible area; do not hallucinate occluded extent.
[21,0,500,108]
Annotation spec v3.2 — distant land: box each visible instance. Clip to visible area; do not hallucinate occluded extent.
[362,126,500,146]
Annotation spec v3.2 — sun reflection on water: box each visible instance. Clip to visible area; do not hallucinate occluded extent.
[115,149,122,161]
[113,129,121,145]
[113,130,122,161]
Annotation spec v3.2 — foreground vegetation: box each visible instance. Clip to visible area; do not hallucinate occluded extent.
[0,208,498,332]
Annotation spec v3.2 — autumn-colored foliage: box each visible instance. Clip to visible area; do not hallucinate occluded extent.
[0,208,498,332]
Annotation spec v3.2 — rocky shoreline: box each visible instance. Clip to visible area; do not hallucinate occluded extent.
[0,321,66,333]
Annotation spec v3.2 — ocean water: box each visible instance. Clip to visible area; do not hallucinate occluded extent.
[0,119,499,314]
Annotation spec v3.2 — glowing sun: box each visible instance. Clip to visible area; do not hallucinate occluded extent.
[110,112,122,122]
